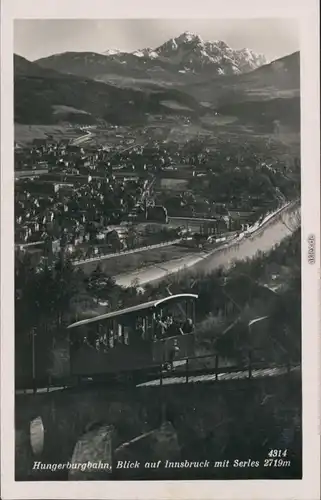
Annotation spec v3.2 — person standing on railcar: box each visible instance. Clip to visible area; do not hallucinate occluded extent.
[168,339,180,370]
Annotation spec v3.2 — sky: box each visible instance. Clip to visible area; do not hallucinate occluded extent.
[14,19,299,62]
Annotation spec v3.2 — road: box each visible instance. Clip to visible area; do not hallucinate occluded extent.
[72,238,191,267]
[114,202,300,288]
[71,130,93,146]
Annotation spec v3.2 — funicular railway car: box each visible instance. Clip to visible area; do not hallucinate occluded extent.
[67,294,198,383]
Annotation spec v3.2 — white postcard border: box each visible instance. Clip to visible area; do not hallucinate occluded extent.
[1,1,320,499]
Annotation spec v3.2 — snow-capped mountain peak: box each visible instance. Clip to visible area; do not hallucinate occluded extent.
[103,49,121,56]
[132,48,159,59]
[132,49,147,58]
[100,32,267,75]
[151,32,267,73]
[176,31,204,44]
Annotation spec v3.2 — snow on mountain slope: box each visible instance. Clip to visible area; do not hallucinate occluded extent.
[36,31,267,79]
[147,31,267,73]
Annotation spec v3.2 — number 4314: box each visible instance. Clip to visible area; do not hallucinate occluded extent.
[268,449,288,458]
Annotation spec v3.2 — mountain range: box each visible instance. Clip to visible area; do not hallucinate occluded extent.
[184,51,300,103]
[35,32,267,84]
[14,54,203,126]
[14,32,300,130]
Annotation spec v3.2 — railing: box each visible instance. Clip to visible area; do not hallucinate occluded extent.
[142,351,298,387]
[156,360,298,387]
[15,351,300,394]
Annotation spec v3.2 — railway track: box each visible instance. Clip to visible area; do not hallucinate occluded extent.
[137,365,300,387]
[15,363,300,395]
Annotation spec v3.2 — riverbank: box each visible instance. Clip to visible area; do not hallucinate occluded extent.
[114,202,300,288]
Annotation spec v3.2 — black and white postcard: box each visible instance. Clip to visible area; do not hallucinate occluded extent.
[1,0,320,499]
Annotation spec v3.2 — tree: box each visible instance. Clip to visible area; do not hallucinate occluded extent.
[85,263,105,304]
[50,256,83,327]
[125,225,138,250]
[84,264,121,308]
[268,268,301,363]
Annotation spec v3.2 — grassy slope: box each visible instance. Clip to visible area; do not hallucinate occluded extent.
[182,52,300,103]
[14,55,203,126]
[181,52,300,129]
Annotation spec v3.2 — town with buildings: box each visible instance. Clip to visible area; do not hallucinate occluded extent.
[15,129,297,268]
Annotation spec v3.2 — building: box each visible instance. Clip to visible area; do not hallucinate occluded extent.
[159,178,189,192]
[15,169,49,180]
[146,205,168,224]
[16,180,58,197]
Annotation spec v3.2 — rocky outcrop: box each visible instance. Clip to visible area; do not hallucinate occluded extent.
[114,421,181,479]
[68,424,113,480]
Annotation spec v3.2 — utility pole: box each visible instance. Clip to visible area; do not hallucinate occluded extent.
[31,328,36,393]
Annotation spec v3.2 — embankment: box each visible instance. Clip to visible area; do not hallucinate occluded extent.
[16,371,301,481]
[116,201,300,288]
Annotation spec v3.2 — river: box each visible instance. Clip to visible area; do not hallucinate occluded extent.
[114,203,300,288]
